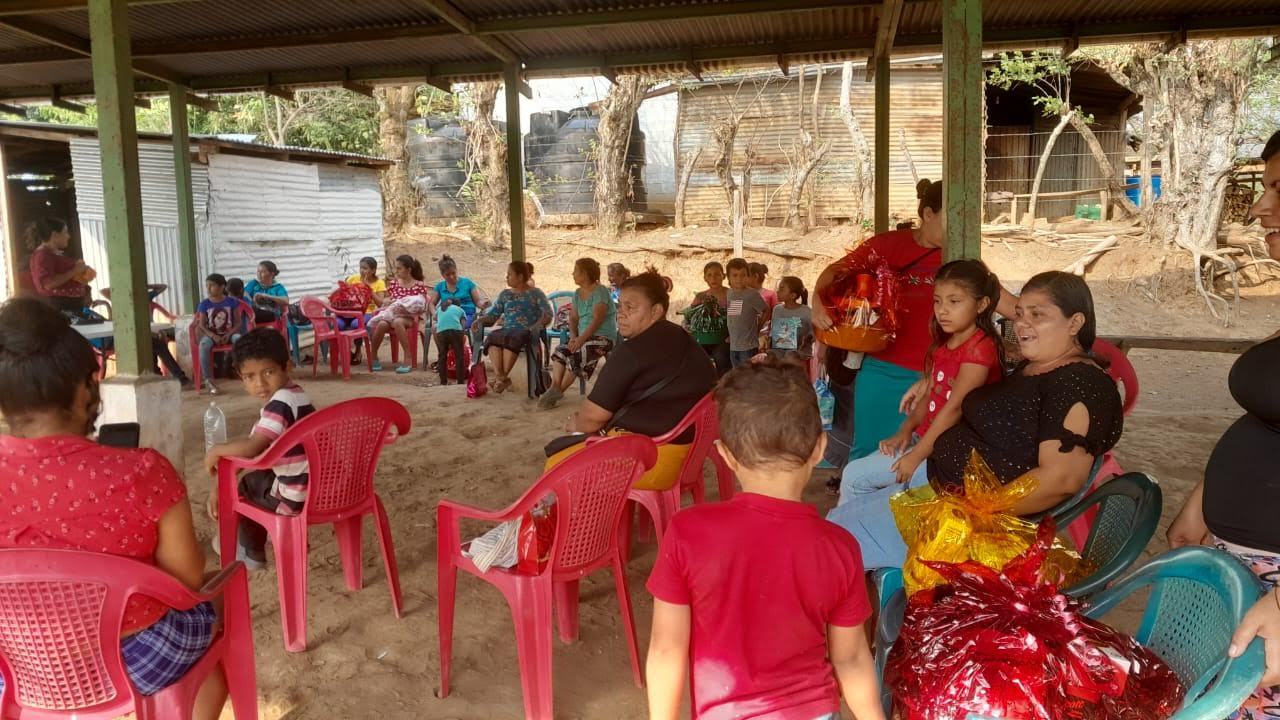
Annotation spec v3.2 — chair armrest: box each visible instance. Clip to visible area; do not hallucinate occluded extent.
[196,562,247,600]
[437,498,518,524]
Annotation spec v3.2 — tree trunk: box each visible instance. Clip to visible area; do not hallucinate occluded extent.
[1140,110,1154,214]
[375,85,417,237]
[839,62,872,227]
[1067,112,1140,217]
[674,147,701,229]
[740,147,756,224]
[595,75,654,238]
[785,132,831,233]
[463,81,509,248]
[1025,109,1074,227]
[713,118,739,206]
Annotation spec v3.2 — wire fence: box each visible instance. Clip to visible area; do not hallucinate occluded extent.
[985,128,1129,222]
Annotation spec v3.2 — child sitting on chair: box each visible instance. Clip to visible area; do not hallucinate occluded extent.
[204,328,316,570]
[646,358,884,720]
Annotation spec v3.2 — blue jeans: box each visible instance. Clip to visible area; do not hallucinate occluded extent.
[729,349,756,368]
[827,450,928,570]
[198,334,241,380]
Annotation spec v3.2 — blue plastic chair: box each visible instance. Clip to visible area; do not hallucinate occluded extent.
[967,546,1266,720]
[546,291,574,349]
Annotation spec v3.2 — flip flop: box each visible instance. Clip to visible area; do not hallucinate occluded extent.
[371,360,383,372]
[395,365,412,374]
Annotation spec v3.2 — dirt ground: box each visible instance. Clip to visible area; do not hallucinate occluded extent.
[180,223,1279,719]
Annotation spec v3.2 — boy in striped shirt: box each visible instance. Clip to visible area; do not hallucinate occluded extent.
[204,328,316,570]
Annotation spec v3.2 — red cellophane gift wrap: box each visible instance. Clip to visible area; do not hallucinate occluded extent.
[815,251,900,353]
[884,523,1186,720]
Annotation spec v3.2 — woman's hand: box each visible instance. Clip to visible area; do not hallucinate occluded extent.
[205,489,218,520]
[811,301,833,331]
[898,378,928,415]
[567,336,585,353]
[879,429,912,458]
[1229,589,1280,686]
[890,448,924,484]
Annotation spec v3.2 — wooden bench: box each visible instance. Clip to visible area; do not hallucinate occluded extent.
[1100,335,1257,356]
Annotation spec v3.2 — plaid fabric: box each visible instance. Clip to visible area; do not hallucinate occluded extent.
[120,602,217,695]
[551,336,614,380]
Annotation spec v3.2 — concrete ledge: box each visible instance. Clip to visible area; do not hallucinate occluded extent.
[97,373,184,470]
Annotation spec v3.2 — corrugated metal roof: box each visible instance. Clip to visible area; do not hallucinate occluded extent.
[0,0,1273,102]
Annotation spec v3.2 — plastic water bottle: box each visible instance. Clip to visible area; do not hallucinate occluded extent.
[203,401,226,452]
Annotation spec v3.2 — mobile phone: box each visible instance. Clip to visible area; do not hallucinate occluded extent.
[98,422,141,449]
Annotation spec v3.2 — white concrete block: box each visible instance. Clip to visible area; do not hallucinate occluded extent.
[97,373,184,471]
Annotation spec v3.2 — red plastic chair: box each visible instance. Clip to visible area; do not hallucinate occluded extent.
[436,434,658,720]
[298,297,365,381]
[0,549,257,720]
[622,393,735,558]
[1065,338,1141,548]
[216,397,410,652]
[191,299,256,394]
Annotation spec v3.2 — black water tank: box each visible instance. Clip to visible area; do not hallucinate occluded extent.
[525,107,647,216]
[408,117,470,219]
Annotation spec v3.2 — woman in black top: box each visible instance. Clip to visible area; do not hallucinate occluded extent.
[1169,129,1280,698]
[828,271,1123,569]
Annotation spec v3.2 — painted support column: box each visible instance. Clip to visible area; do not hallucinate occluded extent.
[874,55,891,234]
[87,0,150,374]
[503,64,526,262]
[0,142,17,300]
[941,0,984,261]
[169,83,200,314]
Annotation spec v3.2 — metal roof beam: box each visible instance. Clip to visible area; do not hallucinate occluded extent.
[475,0,897,34]
[342,80,375,98]
[867,0,904,81]
[0,0,190,15]
[0,101,24,116]
[0,15,183,85]
[185,92,217,112]
[411,0,520,65]
[132,95,149,109]
[51,89,87,114]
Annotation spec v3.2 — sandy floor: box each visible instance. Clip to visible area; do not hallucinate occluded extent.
[177,224,1278,719]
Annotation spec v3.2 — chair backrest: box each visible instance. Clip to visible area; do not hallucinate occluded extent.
[1084,546,1265,713]
[298,296,335,333]
[0,549,199,717]
[236,298,257,329]
[1092,339,1138,416]
[1058,472,1162,597]
[654,394,721,494]
[263,397,412,517]
[547,291,574,332]
[533,435,656,577]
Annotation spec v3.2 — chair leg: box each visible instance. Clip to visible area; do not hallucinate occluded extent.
[612,556,645,688]
[373,497,404,617]
[618,502,634,564]
[333,516,364,592]
[553,580,580,644]
[272,522,310,652]
[437,549,458,698]
[509,582,555,720]
[222,570,260,720]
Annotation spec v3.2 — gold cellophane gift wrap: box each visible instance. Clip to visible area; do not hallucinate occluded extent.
[890,450,1089,597]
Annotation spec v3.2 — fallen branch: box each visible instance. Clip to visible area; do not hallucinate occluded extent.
[1063,236,1118,276]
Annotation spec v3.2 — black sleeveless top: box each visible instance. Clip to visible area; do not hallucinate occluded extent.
[1203,337,1280,553]
[929,361,1124,490]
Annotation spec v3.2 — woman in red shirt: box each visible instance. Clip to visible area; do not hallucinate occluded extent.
[26,217,92,313]
[0,298,228,718]
[812,180,1015,462]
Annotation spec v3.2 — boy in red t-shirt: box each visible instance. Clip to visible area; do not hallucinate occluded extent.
[646,359,884,720]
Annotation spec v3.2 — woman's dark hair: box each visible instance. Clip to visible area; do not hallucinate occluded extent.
[258,260,279,277]
[232,327,291,371]
[438,254,457,274]
[1020,270,1106,367]
[703,261,724,275]
[23,217,68,251]
[778,275,809,305]
[508,261,534,284]
[916,178,943,217]
[227,277,245,298]
[926,259,1006,377]
[607,263,630,282]
[0,297,98,420]
[575,257,601,284]
[359,256,377,272]
[1263,131,1280,162]
[395,254,425,282]
[206,273,227,287]
[748,262,769,279]
[620,270,670,314]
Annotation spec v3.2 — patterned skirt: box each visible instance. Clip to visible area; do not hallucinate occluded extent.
[1216,537,1280,720]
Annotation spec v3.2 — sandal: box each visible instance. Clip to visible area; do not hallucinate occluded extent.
[492,376,509,394]
[371,360,383,372]
[395,365,412,374]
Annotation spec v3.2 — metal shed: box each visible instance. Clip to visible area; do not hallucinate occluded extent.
[0,121,390,312]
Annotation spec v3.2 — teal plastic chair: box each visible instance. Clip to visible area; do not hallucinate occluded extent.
[966,546,1266,720]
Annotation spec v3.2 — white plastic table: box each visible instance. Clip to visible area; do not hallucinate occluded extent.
[73,321,174,341]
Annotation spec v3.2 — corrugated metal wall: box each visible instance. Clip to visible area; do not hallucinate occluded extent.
[677,66,944,225]
[68,140,384,313]
[70,137,210,313]
[207,153,384,302]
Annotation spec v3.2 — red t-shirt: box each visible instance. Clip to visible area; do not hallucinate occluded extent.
[647,493,871,720]
[29,245,87,299]
[0,435,187,633]
[759,288,779,308]
[833,230,941,372]
[915,330,1003,437]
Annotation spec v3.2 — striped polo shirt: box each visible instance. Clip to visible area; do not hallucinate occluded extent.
[251,383,316,515]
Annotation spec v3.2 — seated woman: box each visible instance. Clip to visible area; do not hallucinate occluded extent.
[540,257,618,409]
[339,256,386,365]
[827,271,1123,570]
[0,297,228,719]
[429,254,487,328]
[244,261,289,324]
[546,271,718,491]
[475,261,552,394]
[368,254,430,374]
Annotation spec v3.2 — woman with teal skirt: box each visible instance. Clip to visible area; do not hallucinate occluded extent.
[812,179,1015,462]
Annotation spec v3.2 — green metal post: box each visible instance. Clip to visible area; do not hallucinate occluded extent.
[169,83,199,314]
[503,64,526,262]
[874,55,890,234]
[941,0,984,261]
[88,0,150,375]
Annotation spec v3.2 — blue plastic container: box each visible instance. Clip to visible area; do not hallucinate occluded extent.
[1124,175,1163,206]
